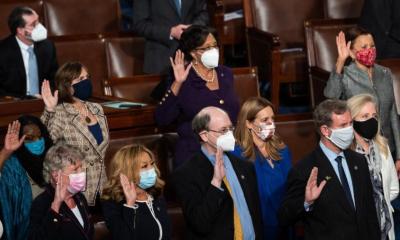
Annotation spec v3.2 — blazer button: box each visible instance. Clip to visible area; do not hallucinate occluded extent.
[84,147,90,151]
[90,162,94,166]
[53,218,58,222]
[240,175,245,180]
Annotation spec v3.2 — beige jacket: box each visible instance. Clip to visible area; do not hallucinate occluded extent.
[41,101,110,206]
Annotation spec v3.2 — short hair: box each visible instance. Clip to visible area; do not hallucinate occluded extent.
[8,6,34,35]
[192,111,211,135]
[42,142,85,183]
[313,99,348,135]
[179,25,218,62]
[346,26,373,49]
[55,62,86,103]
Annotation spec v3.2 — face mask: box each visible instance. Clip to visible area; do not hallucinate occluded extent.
[138,168,157,189]
[67,172,86,194]
[327,125,354,150]
[353,117,378,140]
[200,48,219,69]
[27,23,47,42]
[72,79,93,100]
[216,130,235,151]
[355,48,376,67]
[24,137,45,155]
[254,122,275,141]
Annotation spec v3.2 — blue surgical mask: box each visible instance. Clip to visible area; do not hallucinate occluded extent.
[138,168,157,189]
[72,79,92,100]
[24,137,45,155]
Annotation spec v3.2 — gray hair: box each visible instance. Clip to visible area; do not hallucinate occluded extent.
[43,142,85,183]
[313,99,349,135]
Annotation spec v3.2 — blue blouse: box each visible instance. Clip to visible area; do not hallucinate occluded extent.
[231,145,292,240]
[88,123,103,145]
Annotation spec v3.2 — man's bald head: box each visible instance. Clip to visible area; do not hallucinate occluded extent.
[192,106,230,135]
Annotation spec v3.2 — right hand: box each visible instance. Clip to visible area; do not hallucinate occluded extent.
[41,79,58,112]
[170,24,190,40]
[305,167,327,205]
[211,147,225,188]
[170,50,192,84]
[52,171,69,213]
[3,120,25,155]
[120,173,137,206]
[336,31,351,63]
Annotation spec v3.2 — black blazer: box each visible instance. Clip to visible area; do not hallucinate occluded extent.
[101,197,171,240]
[28,185,94,240]
[133,0,209,74]
[0,35,58,97]
[173,151,263,240]
[278,146,380,240]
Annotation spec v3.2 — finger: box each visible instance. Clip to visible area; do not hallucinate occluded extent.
[307,167,317,186]
[185,62,193,75]
[7,123,12,135]
[18,135,26,145]
[170,57,175,67]
[54,90,58,100]
[317,180,327,192]
[346,41,351,51]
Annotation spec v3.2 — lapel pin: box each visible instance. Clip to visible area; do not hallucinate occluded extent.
[325,176,331,181]
[241,175,245,180]
[354,166,358,170]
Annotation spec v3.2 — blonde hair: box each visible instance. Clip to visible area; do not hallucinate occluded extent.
[102,144,165,202]
[347,94,389,158]
[234,97,285,161]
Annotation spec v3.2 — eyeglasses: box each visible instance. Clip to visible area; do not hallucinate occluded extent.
[195,45,219,52]
[208,126,235,135]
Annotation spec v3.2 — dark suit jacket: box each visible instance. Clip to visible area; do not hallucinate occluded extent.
[133,0,209,74]
[0,35,58,97]
[173,151,263,240]
[28,185,94,240]
[278,146,380,240]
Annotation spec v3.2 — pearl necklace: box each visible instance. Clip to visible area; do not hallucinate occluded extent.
[192,64,214,83]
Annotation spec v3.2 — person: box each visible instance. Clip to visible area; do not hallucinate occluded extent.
[133,0,209,74]
[278,99,380,240]
[324,26,400,171]
[28,143,94,240]
[155,25,240,167]
[347,94,399,240]
[232,97,292,240]
[0,6,58,98]
[41,61,110,207]
[359,0,400,58]
[101,144,171,239]
[0,116,52,240]
[173,106,263,239]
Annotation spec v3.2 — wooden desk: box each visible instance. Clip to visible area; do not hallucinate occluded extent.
[0,97,158,144]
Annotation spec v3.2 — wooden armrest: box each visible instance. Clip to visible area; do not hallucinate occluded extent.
[246,27,280,47]
[309,66,330,107]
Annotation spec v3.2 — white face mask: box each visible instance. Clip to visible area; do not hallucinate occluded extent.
[28,23,47,42]
[201,48,219,69]
[327,125,354,150]
[254,122,275,141]
[216,130,235,151]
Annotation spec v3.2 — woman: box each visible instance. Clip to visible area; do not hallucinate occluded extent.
[41,61,110,207]
[232,97,292,240]
[324,27,400,163]
[28,143,94,240]
[155,25,240,167]
[348,94,399,240]
[0,116,52,240]
[101,144,170,239]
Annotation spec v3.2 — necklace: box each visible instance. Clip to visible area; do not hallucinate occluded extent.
[192,65,214,83]
[76,102,91,124]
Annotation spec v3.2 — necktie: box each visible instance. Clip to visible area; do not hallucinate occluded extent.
[27,47,39,96]
[335,156,354,208]
[174,0,181,16]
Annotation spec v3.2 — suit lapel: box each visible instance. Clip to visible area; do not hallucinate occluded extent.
[60,195,90,239]
[11,37,27,91]
[33,42,42,83]
[168,0,181,19]
[344,150,363,211]
[315,147,354,214]
[87,103,109,155]
[181,0,192,20]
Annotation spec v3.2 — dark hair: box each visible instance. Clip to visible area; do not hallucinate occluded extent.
[313,99,348,135]
[192,111,211,135]
[56,62,86,103]
[8,6,34,35]
[179,25,218,61]
[15,115,53,187]
[346,26,373,49]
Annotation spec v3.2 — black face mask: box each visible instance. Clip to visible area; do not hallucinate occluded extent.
[353,117,378,140]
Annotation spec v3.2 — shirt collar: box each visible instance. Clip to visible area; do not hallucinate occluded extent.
[15,36,33,51]
[319,141,345,162]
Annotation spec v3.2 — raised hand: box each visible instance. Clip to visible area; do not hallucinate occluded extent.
[170,50,192,84]
[120,173,137,206]
[3,121,25,155]
[211,147,226,188]
[305,167,327,205]
[336,31,351,63]
[51,171,70,213]
[41,80,58,112]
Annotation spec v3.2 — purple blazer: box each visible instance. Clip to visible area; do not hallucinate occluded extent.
[155,65,240,167]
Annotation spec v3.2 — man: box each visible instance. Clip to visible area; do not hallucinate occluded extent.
[0,6,58,98]
[173,106,262,239]
[278,99,380,240]
[133,0,209,74]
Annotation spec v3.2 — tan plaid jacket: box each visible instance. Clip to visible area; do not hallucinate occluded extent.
[41,101,110,206]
